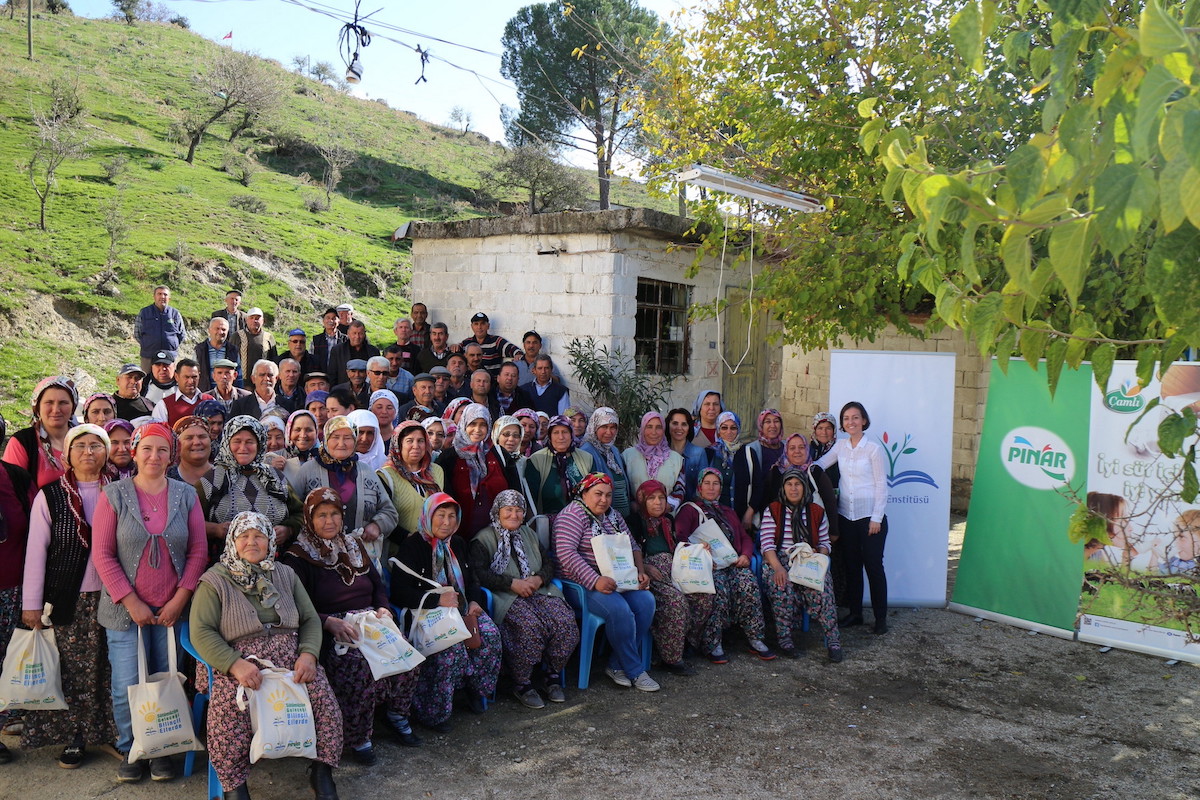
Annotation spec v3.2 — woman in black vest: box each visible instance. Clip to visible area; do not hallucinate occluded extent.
[20,423,117,767]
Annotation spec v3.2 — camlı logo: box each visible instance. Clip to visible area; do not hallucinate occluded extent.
[1000,426,1074,490]
[1103,379,1146,414]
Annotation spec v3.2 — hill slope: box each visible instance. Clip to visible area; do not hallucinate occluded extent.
[0,12,667,419]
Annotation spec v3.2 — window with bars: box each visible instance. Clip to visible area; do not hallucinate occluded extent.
[635,278,690,375]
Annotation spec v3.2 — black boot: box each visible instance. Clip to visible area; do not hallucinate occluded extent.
[309,761,338,800]
[223,783,251,800]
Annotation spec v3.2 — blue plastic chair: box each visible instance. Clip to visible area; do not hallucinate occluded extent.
[178,622,224,800]
[559,579,652,689]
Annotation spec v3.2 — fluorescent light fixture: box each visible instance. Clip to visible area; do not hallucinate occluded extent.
[345,53,363,84]
[676,163,826,213]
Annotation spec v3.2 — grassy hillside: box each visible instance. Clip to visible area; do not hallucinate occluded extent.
[0,12,669,421]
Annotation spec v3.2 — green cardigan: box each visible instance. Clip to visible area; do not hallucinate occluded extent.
[467,524,562,624]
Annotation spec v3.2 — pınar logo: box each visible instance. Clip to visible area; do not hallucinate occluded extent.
[1000,426,1074,490]
[1103,379,1145,414]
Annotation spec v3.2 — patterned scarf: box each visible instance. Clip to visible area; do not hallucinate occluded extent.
[442,397,470,421]
[810,412,838,461]
[713,411,743,473]
[547,415,583,501]
[418,493,466,600]
[82,392,116,423]
[292,487,367,586]
[103,418,136,480]
[778,467,815,548]
[513,409,539,456]
[634,411,672,477]
[695,467,738,542]
[487,490,531,578]
[284,409,320,462]
[775,433,812,473]
[583,407,622,474]
[219,511,280,608]
[213,415,288,496]
[61,424,111,548]
[317,415,359,474]
[757,408,784,449]
[451,403,493,498]
[574,473,621,539]
[30,376,78,472]
[389,420,440,495]
[491,415,523,456]
[634,479,675,550]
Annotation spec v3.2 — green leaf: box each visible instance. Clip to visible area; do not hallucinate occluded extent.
[1046,338,1068,396]
[950,1,985,74]
[1048,217,1091,305]
[1091,342,1117,391]
[902,447,917,454]
[1133,64,1182,161]
[916,175,970,250]
[1002,30,1032,71]
[969,293,1004,350]
[859,117,886,154]
[1001,226,1032,289]
[960,220,981,284]
[1058,102,1095,160]
[1093,163,1158,256]
[857,97,879,119]
[1065,332,1087,369]
[1185,110,1200,171]
[1181,166,1200,228]
[1146,223,1200,329]
[994,326,1018,364]
[1020,324,1050,367]
[1048,0,1105,24]
[1068,502,1110,545]
[1184,447,1199,503]
[1160,157,1190,233]
[1140,0,1190,57]
[1135,343,1157,386]
[1006,144,1046,209]
[1158,410,1191,457]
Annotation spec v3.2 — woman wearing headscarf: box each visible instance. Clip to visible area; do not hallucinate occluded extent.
[280,409,321,494]
[437,404,519,539]
[675,468,774,664]
[198,415,302,565]
[665,408,711,502]
[628,480,711,676]
[513,408,541,457]
[82,393,117,426]
[103,418,136,480]
[535,411,550,447]
[168,415,214,486]
[553,473,658,692]
[194,399,227,460]
[623,412,685,510]
[691,390,724,447]
[298,416,399,572]
[189,511,343,799]
[20,424,116,768]
[389,494,501,731]
[563,407,588,447]
[420,417,447,459]
[491,415,524,463]
[468,491,577,709]
[369,389,399,448]
[579,407,632,520]
[282,488,422,765]
[763,434,840,539]
[378,421,444,540]
[760,469,843,662]
[260,414,287,460]
[814,402,890,634]
[810,411,841,488]
[348,409,387,473]
[735,409,786,531]
[0,417,33,764]
[441,397,471,425]
[3,376,78,490]
[524,415,595,518]
[710,411,743,509]
[92,422,208,782]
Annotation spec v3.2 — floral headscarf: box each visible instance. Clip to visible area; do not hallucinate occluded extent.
[172,415,209,436]
[389,420,440,495]
[284,409,320,461]
[451,403,493,497]
[694,467,737,540]
[291,487,367,586]
[103,418,136,479]
[348,409,387,472]
[81,392,116,422]
[30,376,79,471]
[513,408,539,456]
[214,415,285,493]
[713,411,743,473]
[778,467,816,547]
[194,399,227,421]
[60,424,110,549]
[633,479,675,550]
[369,389,399,427]
[487,490,531,578]
[417,492,466,603]
[131,422,177,464]
[317,415,359,473]
[810,412,838,461]
[583,407,622,474]
[757,408,784,450]
[219,511,279,608]
[634,411,672,478]
[491,415,522,455]
[442,397,471,421]
[775,433,811,472]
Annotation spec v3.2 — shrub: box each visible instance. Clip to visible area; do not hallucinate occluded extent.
[229,194,266,214]
[174,184,192,194]
[303,192,329,213]
[168,14,188,28]
[147,157,166,171]
[566,337,676,449]
[101,153,129,183]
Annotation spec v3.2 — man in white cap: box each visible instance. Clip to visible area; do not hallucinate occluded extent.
[228,306,277,385]
[336,303,354,335]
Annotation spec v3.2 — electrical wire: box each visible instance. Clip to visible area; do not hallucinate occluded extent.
[713,202,757,376]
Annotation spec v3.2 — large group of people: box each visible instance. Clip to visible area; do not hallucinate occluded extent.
[0,287,891,800]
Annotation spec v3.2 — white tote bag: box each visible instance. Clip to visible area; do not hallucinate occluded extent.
[685,505,739,569]
[786,544,830,591]
[590,533,640,591]
[236,661,318,762]
[333,611,425,680]
[127,625,203,763]
[671,543,715,594]
[0,605,67,712]
[389,558,472,657]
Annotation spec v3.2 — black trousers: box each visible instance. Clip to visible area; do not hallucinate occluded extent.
[838,514,888,619]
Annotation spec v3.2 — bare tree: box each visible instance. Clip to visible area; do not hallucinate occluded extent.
[448,105,472,135]
[26,79,90,231]
[181,49,282,164]
[102,190,130,265]
[314,134,357,208]
[480,143,586,214]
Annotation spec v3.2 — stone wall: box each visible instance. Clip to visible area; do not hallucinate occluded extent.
[776,324,989,512]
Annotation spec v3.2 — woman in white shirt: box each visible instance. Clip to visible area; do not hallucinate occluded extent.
[814,402,890,634]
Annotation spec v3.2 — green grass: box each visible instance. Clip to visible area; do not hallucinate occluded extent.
[0,13,672,420]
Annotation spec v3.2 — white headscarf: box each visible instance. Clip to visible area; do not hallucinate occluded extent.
[347,409,387,472]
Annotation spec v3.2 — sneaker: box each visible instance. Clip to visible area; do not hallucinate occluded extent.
[631,672,661,692]
[350,744,377,766]
[604,667,632,687]
[513,686,545,709]
[59,744,85,769]
[707,646,728,665]
[663,660,697,676]
[828,645,845,663]
[748,639,777,661]
[544,683,566,703]
[116,757,145,783]
[149,756,175,781]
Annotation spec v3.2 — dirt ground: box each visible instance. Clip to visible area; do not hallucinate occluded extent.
[3,517,1197,800]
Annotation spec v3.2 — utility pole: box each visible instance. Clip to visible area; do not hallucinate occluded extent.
[27,0,33,60]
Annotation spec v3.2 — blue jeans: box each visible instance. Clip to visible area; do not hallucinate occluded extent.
[106,621,177,754]
[586,588,655,677]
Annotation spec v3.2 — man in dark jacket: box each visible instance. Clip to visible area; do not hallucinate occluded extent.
[195,316,239,391]
[311,308,346,371]
[328,321,380,387]
[133,285,186,376]
[211,288,247,334]
[113,363,154,421]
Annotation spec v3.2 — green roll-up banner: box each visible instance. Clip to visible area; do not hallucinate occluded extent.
[950,360,1092,634]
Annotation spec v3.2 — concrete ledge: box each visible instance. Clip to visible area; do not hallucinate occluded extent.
[407,208,704,243]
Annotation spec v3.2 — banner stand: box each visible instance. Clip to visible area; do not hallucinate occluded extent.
[948,602,1077,640]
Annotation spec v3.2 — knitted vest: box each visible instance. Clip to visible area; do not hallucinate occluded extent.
[159,391,214,425]
[40,481,92,626]
[97,478,196,630]
[527,381,568,416]
[765,501,825,551]
[199,564,300,645]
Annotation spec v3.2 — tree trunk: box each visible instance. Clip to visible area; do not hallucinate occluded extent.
[596,130,610,210]
[185,130,203,164]
[38,194,47,231]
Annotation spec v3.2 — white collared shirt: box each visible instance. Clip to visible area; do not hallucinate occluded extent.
[815,437,888,522]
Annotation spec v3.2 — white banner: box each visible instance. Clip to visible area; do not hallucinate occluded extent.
[1080,361,1200,662]
[828,351,955,607]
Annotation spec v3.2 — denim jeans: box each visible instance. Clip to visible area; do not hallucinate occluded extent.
[585,588,655,677]
[106,621,177,754]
